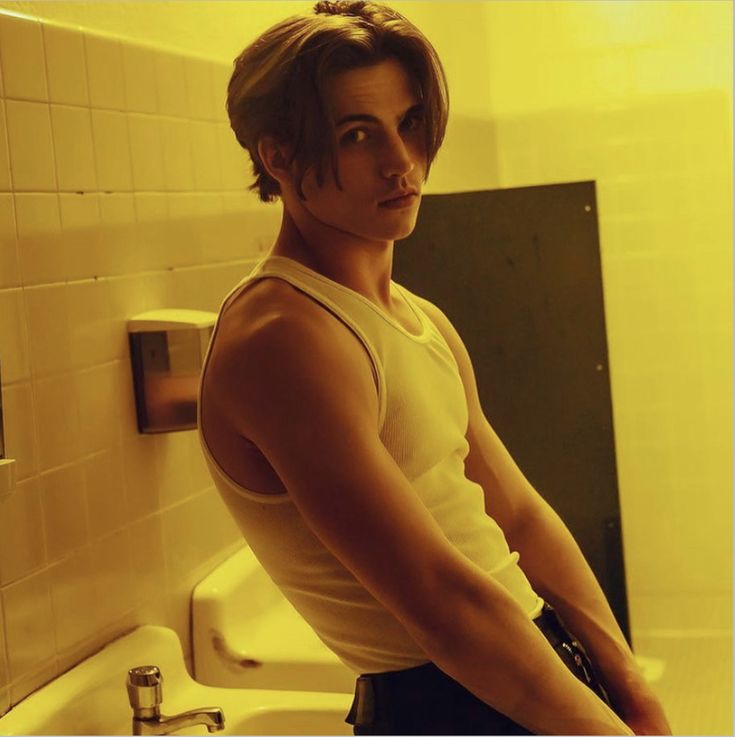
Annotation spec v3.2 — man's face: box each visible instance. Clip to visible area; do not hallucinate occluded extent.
[286,57,427,246]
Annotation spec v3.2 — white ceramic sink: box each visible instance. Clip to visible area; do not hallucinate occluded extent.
[192,546,355,693]
[0,625,353,736]
[221,708,355,736]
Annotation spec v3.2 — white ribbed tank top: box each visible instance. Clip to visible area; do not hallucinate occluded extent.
[197,254,544,674]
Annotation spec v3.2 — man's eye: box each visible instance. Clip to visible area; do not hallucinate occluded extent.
[342,128,367,144]
[341,116,424,145]
[405,114,424,130]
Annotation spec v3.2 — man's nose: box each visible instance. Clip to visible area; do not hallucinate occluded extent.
[380,132,416,179]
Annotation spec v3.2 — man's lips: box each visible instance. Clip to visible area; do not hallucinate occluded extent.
[379,189,418,204]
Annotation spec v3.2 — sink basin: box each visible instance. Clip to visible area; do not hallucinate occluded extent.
[216,708,354,736]
[192,546,355,693]
[0,625,353,736]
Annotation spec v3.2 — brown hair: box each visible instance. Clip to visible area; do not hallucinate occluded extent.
[226,0,449,203]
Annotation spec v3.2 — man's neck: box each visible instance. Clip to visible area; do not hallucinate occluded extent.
[268,210,396,311]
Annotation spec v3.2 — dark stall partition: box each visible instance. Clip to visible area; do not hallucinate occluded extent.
[393,180,631,644]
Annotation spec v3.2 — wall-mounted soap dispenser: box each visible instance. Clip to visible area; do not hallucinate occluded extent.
[128,309,217,434]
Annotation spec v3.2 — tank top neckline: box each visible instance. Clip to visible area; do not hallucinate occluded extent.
[256,254,432,343]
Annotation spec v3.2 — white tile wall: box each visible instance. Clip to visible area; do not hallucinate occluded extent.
[43,22,90,108]
[14,195,64,286]
[3,570,57,680]
[0,115,13,198]
[51,105,97,191]
[85,33,126,112]
[0,9,271,712]
[0,14,48,102]
[0,594,9,715]
[5,101,57,192]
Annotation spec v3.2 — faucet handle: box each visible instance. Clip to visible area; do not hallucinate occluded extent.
[127,665,163,710]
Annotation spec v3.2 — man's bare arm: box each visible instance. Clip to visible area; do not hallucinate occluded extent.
[413,293,671,734]
[215,300,633,735]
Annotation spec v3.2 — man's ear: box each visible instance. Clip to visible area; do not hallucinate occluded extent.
[257,135,294,183]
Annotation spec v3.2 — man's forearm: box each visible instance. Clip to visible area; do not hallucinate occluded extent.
[411,559,634,735]
[505,496,646,711]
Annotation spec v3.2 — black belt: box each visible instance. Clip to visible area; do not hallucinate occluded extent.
[345,602,612,728]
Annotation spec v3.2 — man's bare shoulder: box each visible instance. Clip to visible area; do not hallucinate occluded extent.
[210,276,333,387]
[209,275,379,432]
[221,276,331,338]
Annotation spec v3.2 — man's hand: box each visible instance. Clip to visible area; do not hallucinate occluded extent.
[617,683,673,735]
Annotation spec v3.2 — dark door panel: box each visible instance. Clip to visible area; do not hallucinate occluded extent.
[394,180,631,644]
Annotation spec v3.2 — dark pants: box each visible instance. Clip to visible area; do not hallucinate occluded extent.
[344,603,615,735]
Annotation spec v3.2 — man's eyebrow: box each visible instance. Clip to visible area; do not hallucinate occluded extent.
[335,102,424,128]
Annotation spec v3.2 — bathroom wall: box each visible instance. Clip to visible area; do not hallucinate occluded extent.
[0,8,286,715]
[475,1,732,637]
[0,0,730,721]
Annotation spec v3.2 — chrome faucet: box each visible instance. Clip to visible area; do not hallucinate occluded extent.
[126,665,225,736]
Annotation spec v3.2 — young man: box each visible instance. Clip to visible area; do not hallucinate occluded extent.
[198,2,672,734]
